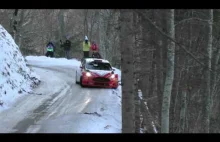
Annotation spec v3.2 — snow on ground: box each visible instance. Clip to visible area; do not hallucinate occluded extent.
[0,66,73,132]
[25,56,81,69]
[26,86,122,133]
[0,27,121,132]
[0,25,40,111]
[24,56,122,133]
[0,55,121,133]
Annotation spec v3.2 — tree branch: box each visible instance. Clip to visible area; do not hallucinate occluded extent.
[175,17,209,27]
[134,9,208,70]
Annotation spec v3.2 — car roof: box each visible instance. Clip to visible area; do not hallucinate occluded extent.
[84,58,110,64]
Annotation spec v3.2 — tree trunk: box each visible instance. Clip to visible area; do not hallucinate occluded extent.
[155,10,166,132]
[10,9,19,40]
[161,9,175,133]
[201,9,213,133]
[179,68,188,133]
[84,9,89,37]
[16,9,25,47]
[120,9,135,133]
[58,10,65,41]
[133,11,141,133]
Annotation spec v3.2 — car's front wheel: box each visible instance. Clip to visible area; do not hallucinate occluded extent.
[80,76,85,87]
[75,71,79,84]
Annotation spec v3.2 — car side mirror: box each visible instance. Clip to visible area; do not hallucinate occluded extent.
[111,68,115,74]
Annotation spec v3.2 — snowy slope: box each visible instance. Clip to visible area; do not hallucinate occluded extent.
[0,25,40,111]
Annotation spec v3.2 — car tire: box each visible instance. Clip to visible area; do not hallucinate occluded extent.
[80,76,85,87]
[75,71,79,84]
[112,84,118,89]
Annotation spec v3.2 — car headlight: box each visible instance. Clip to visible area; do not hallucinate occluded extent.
[86,72,91,77]
[110,74,115,79]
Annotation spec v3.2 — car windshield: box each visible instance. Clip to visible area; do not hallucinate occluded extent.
[85,61,112,71]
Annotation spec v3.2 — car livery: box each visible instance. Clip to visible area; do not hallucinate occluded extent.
[75,58,118,89]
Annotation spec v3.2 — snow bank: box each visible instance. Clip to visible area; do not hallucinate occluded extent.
[0,25,40,110]
[25,56,81,68]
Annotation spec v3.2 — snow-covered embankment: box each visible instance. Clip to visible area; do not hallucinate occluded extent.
[0,25,40,111]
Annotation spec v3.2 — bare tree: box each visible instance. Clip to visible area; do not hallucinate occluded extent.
[120,9,135,133]
[10,9,19,40]
[84,9,88,37]
[161,9,175,133]
[201,9,213,133]
[58,10,65,41]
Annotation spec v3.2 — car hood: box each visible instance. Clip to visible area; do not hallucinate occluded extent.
[89,70,113,77]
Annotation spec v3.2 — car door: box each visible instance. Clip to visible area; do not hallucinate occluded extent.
[78,60,85,80]
[76,59,82,81]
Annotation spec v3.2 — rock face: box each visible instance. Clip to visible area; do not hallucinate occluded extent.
[0,25,40,108]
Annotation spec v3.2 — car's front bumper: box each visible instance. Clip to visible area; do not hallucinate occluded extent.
[82,76,118,88]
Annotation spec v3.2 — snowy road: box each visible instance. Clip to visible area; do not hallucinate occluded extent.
[0,61,121,133]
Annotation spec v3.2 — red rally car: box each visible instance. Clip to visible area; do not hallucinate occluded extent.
[75,58,119,89]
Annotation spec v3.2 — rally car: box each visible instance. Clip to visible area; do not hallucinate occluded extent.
[75,58,119,89]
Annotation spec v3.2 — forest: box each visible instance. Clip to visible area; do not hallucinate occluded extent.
[0,9,219,133]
